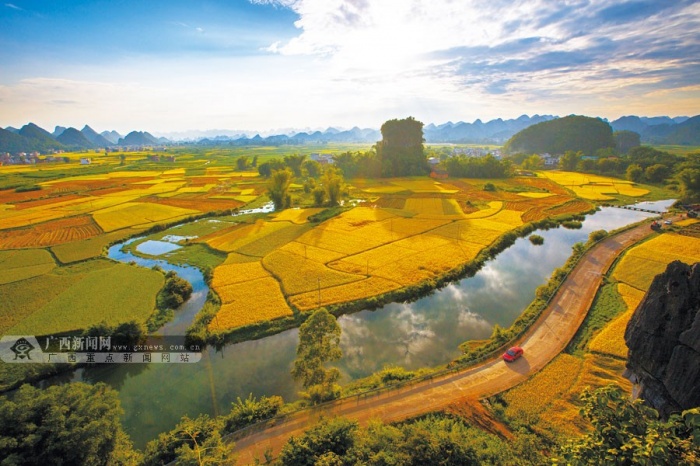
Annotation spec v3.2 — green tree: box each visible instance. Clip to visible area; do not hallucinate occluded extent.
[312,186,325,207]
[258,158,285,178]
[645,163,671,183]
[555,385,700,465]
[678,168,700,202]
[267,168,293,211]
[291,309,342,404]
[119,153,126,166]
[376,117,428,177]
[321,167,344,207]
[278,417,357,466]
[284,154,307,177]
[143,414,231,466]
[0,383,136,466]
[302,159,321,178]
[235,156,249,171]
[252,155,258,167]
[560,150,582,171]
[614,130,641,154]
[521,154,544,170]
[626,163,643,182]
[161,271,194,309]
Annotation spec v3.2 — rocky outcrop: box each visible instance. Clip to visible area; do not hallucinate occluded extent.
[624,260,700,418]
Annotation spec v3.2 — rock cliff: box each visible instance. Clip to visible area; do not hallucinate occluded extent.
[624,260,700,418]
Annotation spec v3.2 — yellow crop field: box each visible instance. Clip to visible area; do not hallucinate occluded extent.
[92,202,199,232]
[618,282,646,311]
[223,252,263,264]
[503,354,582,419]
[391,179,459,193]
[295,227,387,256]
[271,208,324,224]
[263,249,363,295]
[676,218,700,227]
[0,249,56,285]
[432,220,504,246]
[205,220,289,252]
[463,201,502,219]
[329,243,419,274]
[212,261,270,288]
[0,215,102,249]
[589,310,633,358]
[613,233,700,290]
[371,242,482,285]
[541,171,649,200]
[289,276,402,311]
[530,354,629,437]
[209,277,292,330]
[517,192,555,199]
[279,241,346,263]
[404,197,445,216]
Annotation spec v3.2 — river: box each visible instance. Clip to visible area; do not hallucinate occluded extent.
[58,200,673,447]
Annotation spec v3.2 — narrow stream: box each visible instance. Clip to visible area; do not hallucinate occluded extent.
[54,200,673,447]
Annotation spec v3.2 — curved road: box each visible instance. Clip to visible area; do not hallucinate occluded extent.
[233,220,657,464]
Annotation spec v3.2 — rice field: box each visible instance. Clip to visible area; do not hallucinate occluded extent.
[0,249,56,284]
[263,249,363,295]
[613,233,700,290]
[209,277,293,330]
[540,171,650,200]
[6,261,163,335]
[92,202,199,232]
[0,215,102,249]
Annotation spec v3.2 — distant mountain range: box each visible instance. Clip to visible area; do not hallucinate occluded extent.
[1,114,697,154]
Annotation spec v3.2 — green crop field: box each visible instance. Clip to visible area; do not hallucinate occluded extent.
[6,260,163,336]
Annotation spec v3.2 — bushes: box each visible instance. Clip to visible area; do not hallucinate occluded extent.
[529,234,544,245]
[222,394,284,434]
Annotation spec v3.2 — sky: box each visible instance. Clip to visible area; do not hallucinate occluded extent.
[0,0,699,136]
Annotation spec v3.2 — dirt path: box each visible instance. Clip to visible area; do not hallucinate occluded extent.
[232,220,657,464]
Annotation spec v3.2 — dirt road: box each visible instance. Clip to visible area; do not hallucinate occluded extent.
[233,221,656,464]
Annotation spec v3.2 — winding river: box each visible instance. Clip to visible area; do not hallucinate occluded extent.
[55,200,672,447]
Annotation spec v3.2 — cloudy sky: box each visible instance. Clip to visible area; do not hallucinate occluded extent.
[1,0,698,135]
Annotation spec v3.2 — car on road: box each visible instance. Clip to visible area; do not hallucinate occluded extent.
[664,220,673,225]
[502,346,524,362]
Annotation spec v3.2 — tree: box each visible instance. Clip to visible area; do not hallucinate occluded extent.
[0,383,136,466]
[678,168,700,202]
[267,168,293,210]
[284,154,307,177]
[278,417,357,466]
[119,154,126,166]
[312,186,325,207]
[626,163,643,182]
[161,271,194,309]
[321,167,343,207]
[376,117,428,177]
[143,414,233,466]
[252,155,258,167]
[614,130,641,154]
[235,156,249,171]
[521,154,544,170]
[559,150,582,171]
[645,163,670,183]
[258,158,285,178]
[291,309,342,403]
[302,159,321,178]
[556,385,700,465]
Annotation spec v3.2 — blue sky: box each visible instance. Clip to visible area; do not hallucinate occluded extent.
[1,0,698,135]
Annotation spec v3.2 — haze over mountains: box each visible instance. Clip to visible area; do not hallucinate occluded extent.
[1,114,697,154]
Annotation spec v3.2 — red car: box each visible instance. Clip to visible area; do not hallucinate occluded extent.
[503,346,524,362]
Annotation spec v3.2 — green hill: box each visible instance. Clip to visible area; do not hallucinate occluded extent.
[18,123,65,152]
[504,115,615,156]
[0,127,31,153]
[56,127,95,149]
